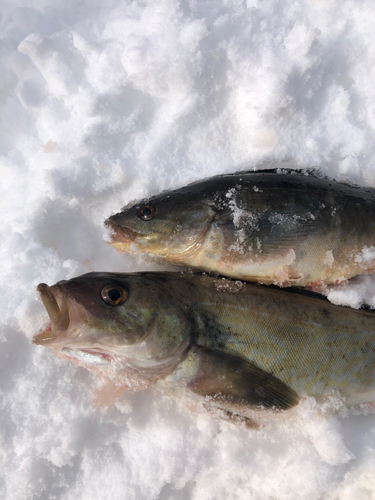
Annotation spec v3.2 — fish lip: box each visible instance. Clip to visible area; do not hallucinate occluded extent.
[37,283,61,326]
[34,283,70,344]
[105,217,138,243]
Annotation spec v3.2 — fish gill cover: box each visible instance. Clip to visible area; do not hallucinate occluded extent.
[2,0,375,499]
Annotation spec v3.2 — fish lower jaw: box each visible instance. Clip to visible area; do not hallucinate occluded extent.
[33,320,86,346]
[61,347,114,365]
[33,323,55,344]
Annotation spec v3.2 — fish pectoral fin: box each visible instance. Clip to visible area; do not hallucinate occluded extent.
[251,209,321,255]
[187,346,299,410]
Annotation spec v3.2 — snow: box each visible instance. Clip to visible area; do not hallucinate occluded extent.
[2,0,375,498]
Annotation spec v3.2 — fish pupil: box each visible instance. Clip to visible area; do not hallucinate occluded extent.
[108,289,121,301]
[143,207,151,217]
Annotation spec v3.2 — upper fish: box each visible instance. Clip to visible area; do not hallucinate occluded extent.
[105,169,375,288]
[33,272,375,426]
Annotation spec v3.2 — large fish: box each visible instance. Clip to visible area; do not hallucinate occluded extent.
[33,272,375,425]
[105,169,375,288]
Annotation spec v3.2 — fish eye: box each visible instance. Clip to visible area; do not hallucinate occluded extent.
[138,205,157,221]
[101,283,128,305]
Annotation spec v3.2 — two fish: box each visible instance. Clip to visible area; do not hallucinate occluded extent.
[34,168,375,424]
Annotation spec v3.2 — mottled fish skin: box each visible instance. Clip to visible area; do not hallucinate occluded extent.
[34,272,375,423]
[105,169,375,288]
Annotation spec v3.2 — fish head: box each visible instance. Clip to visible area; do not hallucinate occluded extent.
[33,272,192,378]
[105,190,216,262]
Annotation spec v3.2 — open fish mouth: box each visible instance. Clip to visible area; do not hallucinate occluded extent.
[33,283,71,344]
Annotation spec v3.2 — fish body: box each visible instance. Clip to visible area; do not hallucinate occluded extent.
[106,169,375,288]
[34,272,375,423]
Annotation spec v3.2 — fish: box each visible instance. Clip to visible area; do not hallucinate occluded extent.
[105,169,375,289]
[33,272,375,425]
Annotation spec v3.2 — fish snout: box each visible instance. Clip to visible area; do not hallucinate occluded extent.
[105,216,137,243]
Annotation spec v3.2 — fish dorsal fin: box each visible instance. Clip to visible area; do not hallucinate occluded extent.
[187,346,299,410]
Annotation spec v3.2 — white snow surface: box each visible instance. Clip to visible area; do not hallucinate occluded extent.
[2,0,375,498]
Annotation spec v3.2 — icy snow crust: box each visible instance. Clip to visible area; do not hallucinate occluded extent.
[2,0,375,498]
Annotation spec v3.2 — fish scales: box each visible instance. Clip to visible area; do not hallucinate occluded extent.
[34,272,375,424]
[106,169,375,288]
[181,276,375,398]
